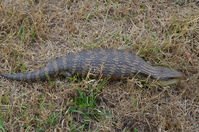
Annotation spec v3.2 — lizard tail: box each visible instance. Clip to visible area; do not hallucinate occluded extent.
[0,68,50,81]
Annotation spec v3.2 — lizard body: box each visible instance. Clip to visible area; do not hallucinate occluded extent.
[0,49,183,81]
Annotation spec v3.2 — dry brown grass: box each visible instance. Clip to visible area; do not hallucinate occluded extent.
[0,0,199,131]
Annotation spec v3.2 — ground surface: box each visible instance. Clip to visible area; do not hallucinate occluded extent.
[0,0,199,132]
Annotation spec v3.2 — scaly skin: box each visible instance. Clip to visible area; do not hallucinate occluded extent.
[0,49,183,81]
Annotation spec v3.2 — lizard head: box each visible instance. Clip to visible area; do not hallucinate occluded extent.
[153,66,184,80]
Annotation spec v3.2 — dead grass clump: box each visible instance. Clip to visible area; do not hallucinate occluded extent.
[0,1,50,44]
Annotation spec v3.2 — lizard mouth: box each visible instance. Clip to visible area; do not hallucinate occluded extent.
[158,74,185,81]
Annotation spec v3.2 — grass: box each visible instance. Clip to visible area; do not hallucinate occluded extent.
[67,86,111,131]
[0,0,199,131]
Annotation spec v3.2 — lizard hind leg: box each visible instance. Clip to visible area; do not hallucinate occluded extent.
[60,71,72,78]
